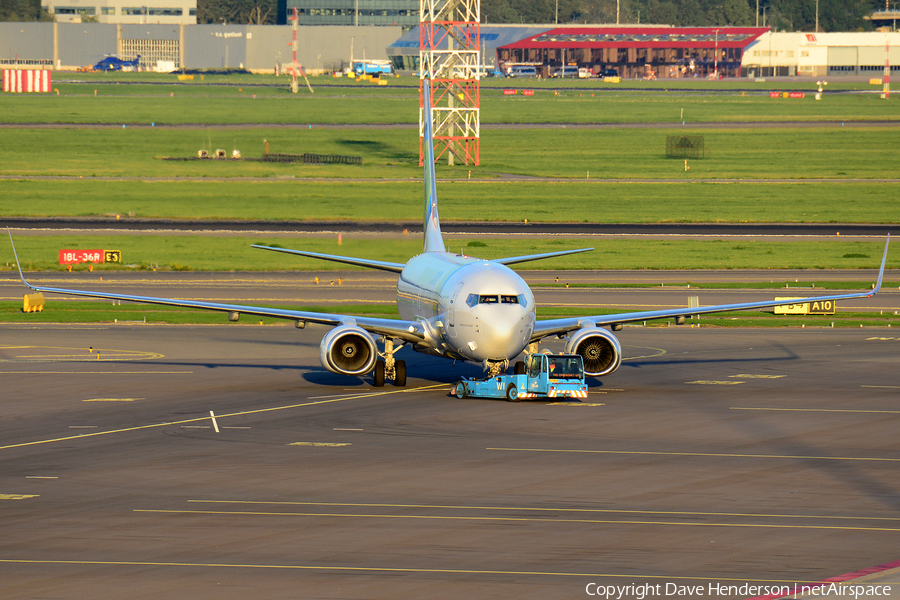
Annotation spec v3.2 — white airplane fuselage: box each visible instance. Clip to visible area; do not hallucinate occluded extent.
[397,252,535,363]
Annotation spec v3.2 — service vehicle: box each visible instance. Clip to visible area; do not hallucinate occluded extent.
[550,65,579,78]
[352,60,392,76]
[454,353,588,401]
[508,65,537,77]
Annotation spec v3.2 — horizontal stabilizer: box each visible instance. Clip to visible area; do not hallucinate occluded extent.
[492,247,594,266]
[252,245,405,273]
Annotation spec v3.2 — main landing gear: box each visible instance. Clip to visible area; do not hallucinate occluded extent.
[373,337,406,387]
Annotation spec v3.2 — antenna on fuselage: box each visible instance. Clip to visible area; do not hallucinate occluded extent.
[421,78,445,253]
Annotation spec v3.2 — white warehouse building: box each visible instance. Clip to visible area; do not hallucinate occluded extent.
[42,0,197,24]
[741,31,900,78]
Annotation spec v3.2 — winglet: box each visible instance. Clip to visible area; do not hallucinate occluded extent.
[421,78,445,253]
[7,228,37,291]
[871,233,890,295]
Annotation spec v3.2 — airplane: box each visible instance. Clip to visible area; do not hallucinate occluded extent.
[7,79,891,391]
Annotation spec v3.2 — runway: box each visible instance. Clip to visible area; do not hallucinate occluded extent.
[2,324,899,599]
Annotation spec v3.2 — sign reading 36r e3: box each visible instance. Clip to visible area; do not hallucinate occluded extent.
[59,249,121,265]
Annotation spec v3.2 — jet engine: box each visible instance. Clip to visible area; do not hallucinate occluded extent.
[564,327,622,377]
[319,325,378,376]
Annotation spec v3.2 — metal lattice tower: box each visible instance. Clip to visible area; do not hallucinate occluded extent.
[419,0,480,166]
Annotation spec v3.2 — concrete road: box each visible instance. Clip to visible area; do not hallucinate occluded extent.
[2,324,899,599]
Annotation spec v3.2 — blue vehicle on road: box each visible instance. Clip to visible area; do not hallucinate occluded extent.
[454,354,588,402]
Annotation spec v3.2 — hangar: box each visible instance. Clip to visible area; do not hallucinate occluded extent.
[496,26,768,79]
[388,25,769,79]
[740,31,900,78]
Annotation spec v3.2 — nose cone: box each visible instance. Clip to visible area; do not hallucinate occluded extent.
[456,263,535,362]
[470,306,533,361]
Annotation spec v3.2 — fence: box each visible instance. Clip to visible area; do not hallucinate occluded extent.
[665,135,706,159]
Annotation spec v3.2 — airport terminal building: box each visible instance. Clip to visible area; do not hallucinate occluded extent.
[1,21,897,78]
[389,25,899,79]
[389,25,769,78]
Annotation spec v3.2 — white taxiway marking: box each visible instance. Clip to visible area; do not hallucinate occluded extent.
[25,476,57,479]
[209,411,220,433]
[334,428,363,431]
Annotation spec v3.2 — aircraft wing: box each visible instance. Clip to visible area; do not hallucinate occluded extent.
[491,248,594,266]
[8,234,423,344]
[531,235,890,341]
[251,245,406,273]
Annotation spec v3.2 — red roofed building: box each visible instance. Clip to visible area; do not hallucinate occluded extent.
[497,26,769,79]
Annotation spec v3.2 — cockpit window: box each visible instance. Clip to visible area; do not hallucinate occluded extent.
[518,294,527,306]
[466,293,478,307]
[500,295,519,304]
[479,295,499,304]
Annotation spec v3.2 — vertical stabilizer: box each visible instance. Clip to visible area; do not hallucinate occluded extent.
[422,79,445,253]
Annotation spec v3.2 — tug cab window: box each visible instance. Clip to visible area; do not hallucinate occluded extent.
[547,356,583,379]
[527,354,544,377]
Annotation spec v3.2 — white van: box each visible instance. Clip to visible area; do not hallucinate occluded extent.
[508,66,537,78]
[550,65,579,78]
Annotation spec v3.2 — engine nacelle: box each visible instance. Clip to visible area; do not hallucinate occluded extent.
[319,325,378,376]
[564,327,622,377]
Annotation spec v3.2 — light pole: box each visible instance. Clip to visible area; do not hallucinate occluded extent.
[815,0,819,32]
[714,29,719,78]
[756,0,759,26]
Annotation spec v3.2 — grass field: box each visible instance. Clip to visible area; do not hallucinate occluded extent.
[0,126,898,181]
[1,180,898,224]
[2,76,897,125]
[1,73,898,278]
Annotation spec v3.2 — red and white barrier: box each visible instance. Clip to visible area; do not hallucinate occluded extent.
[2,69,52,93]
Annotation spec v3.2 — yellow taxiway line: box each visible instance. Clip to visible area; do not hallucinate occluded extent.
[0,384,445,452]
[487,447,900,462]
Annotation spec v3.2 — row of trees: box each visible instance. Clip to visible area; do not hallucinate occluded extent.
[0,0,277,24]
[1,0,882,30]
[0,0,52,21]
[196,0,276,25]
[485,0,883,32]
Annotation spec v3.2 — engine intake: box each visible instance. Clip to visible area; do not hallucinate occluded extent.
[319,325,378,376]
[564,327,622,377]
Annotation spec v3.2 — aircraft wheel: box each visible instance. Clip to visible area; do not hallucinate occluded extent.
[455,382,467,398]
[373,360,385,387]
[394,360,407,387]
[505,383,520,402]
[514,360,525,375]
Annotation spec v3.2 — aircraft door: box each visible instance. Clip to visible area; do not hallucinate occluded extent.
[448,281,464,341]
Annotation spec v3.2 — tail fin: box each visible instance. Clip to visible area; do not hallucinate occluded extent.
[422,79,445,253]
